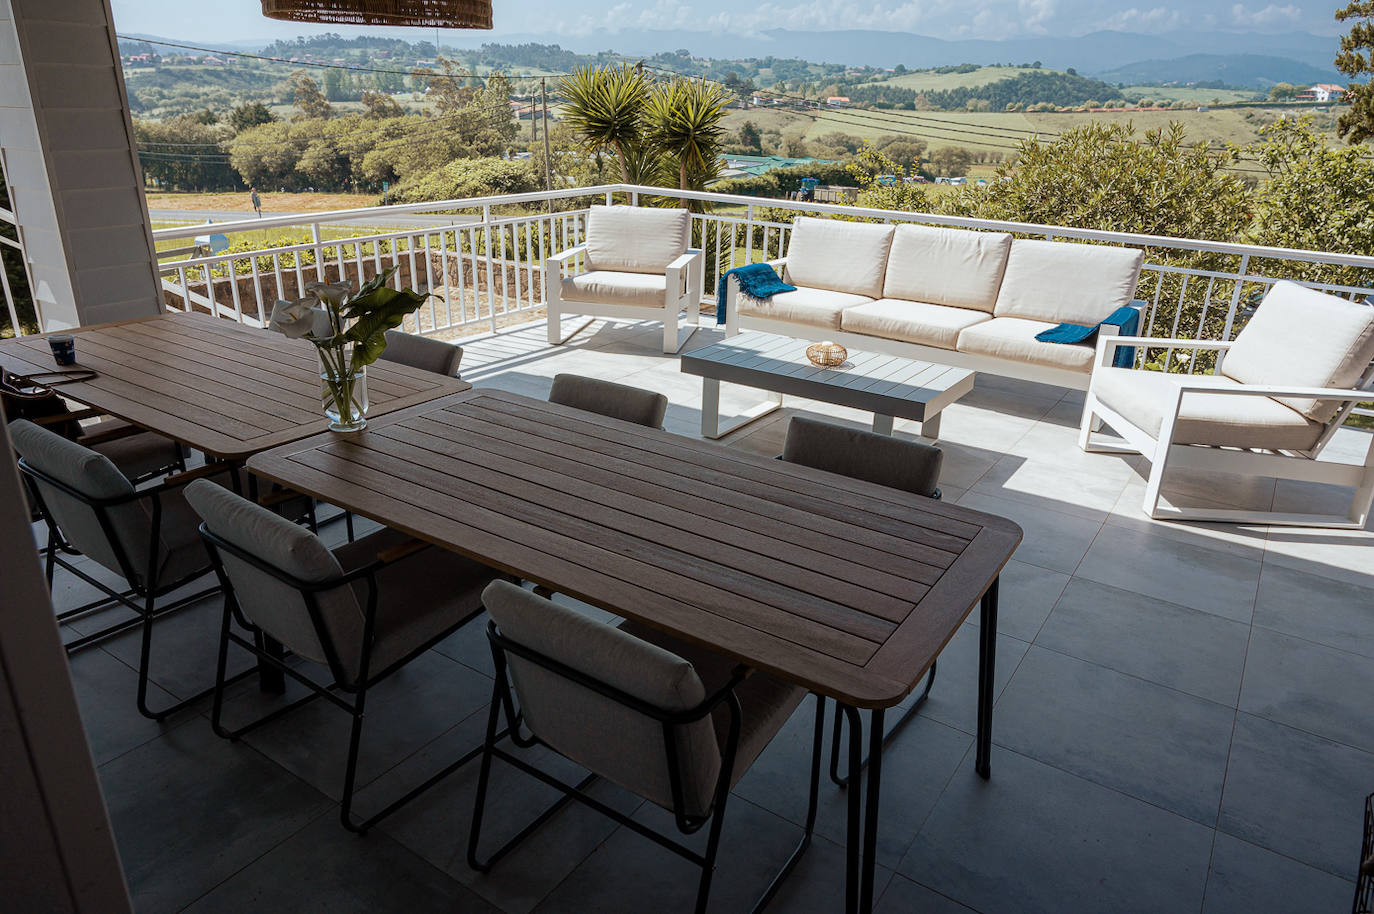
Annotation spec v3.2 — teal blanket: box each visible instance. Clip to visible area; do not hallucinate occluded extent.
[1035,303,1142,368]
[717,263,796,324]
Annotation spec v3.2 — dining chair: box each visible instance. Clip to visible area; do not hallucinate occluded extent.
[11,419,242,715]
[468,580,825,914]
[187,479,510,833]
[780,415,943,789]
[380,329,464,378]
[548,372,669,429]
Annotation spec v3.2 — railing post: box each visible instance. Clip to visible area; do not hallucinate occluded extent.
[1220,253,1251,342]
[745,204,755,264]
[310,223,325,282]
[484,205,497,333]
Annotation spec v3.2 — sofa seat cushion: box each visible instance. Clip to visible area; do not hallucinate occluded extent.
[993,239,1144,325]
[561,270,668,308]
[841,298,990,350]
[956,317,1097,372]
[1220,281,1374,423]
[583,205,690,275]
[882,224,1012,312]
[782,216,894,299]
[738,287,873,330]
[1093,367,1324,451]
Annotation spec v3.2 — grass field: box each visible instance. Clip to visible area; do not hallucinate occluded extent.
[1120,86,1260,104]
[146,191,380,213]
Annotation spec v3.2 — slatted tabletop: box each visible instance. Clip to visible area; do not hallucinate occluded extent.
[0,312,467,460]
[681,332,975,422]
[246,387,1021,708]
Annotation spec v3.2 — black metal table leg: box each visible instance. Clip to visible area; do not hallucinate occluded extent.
[860,707,885,913]
[843,704,863,914]
[975,575,999,779]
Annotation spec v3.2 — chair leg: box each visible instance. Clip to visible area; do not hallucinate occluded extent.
[340,687,371,834]
[466,680,504,872]
[750,694,826,913]
[828,662,936,789]
[210,597,236,739]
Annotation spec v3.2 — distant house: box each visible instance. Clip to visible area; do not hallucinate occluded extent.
[201,56,224,66]
[826,96,850,107]
[1299,83,1346,102]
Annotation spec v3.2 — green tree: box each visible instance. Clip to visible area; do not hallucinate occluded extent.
[926,146,972,177]
[645,77,730,195]
[361,90,404,118]
[1268,82,1298,101]
[228,101,276,133]
[1337,1,1374,141]
[135,115,238,191]
[559,64,651,183]
[290,70,332,120]
[737,119,762,153]
[846,145,928,212]
[322,67,345,102]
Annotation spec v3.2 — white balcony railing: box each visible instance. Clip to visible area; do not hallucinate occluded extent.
[150,183,1374,378]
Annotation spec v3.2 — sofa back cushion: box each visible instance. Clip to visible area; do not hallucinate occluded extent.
[993,239,1144,325]
[584,205,690,275]
[783,216,894,299]
[1221,280,1374,423]
[882,224,1012,312]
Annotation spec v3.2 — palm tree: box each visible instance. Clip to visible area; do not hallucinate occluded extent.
[645,78,730,199]
[558,64,650,183]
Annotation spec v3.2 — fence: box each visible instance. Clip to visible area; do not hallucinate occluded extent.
[151,183,1374,378]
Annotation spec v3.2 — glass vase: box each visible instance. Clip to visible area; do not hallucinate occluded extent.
[317,345,368,432]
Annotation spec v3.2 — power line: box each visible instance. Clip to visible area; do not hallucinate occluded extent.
[117,36,568,80]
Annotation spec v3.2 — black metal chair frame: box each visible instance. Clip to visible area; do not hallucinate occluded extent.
[19,458,248,719]
[469,620,826,914]
[199,526,493,834]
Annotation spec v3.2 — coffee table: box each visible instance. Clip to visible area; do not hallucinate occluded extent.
[681,331,975,440]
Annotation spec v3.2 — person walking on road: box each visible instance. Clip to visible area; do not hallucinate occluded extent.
[250,187,262,218]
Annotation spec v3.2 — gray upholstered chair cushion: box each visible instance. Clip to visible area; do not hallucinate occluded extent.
[483,580,725,817]
[782,416,943,498]
[380,330,463,377]
[548,373,668,429]
[12,418,153,578]
[185,479,363,672]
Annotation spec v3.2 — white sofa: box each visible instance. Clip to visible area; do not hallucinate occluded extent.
[724,216,1146,389]
[546,205,705,354]
[1080,280,1374,528]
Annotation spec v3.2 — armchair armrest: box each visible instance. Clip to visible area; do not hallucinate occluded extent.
[1097,335,1236,351]
[665,248,704,301]
[1174,381,1373,400]
[154,461,236,492]
[545,243,587,268]
[666,249,702,272]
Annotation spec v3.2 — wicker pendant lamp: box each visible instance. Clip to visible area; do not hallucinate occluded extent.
[261,0,492,29]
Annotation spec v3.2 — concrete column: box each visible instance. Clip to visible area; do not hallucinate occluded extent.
[0,0,160,330]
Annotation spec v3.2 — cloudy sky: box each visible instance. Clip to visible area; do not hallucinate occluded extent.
[110,0,1335,42]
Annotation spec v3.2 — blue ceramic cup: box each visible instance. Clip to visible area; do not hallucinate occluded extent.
[48,334,75,366]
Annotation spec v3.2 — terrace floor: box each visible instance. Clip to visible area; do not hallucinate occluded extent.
[46,318,1373,913]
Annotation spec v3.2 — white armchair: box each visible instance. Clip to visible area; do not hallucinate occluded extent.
[1079,281,1374,528]
[545,205,704,354]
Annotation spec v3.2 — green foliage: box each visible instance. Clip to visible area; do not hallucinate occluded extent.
[361,90,404,119]
[709,162,859,198]
[228,102,276,132]
[290,70,332,120]
[558,64,651,182]
[1246,116,1374,287]
[386,157,539,204]
[644,77,730,192]
[846,146,929,212]
[1336,1,1374,142]
[838,71,1131,111]
[135,115,239,191]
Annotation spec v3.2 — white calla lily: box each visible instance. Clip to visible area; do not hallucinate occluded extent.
[305,280,354,308]
[268,297,322,339]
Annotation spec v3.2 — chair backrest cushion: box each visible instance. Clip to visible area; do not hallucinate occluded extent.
[993,239,1144,325]
[380,330,462,377]
[1221,281,1374,423]
[10,418,155,579]
[549,373,668,429]
[882,224,1013,313]
[185,479,365,676]
[782,416,943,497]
[583,205,690,276]
[483,580,722,817]
[783,216,894,299]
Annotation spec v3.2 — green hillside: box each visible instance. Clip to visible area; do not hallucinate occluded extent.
[868,66,1040,91]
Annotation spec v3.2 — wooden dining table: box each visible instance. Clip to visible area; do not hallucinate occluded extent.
[0,311,468,462]
[246,386,1022,914]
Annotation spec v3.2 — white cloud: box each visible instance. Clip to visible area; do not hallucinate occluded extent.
[1229,2,1302,26]
[1095,6,1187,31]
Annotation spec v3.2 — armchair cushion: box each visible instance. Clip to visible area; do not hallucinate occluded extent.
[561,270,669,308]
[737,287,872,330]
[584,206,690,276]
[782,216,894,299]
[841,298,990,350]
[993,239,1144,325]
[1093,367,1324,450]
[1220,281,1374,423]
[956,317,1097,372]
[882,224,1012,312]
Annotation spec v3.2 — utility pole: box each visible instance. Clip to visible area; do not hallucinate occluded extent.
[541,77,554,212]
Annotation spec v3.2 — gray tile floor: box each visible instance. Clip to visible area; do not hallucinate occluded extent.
[46,318,1373,913]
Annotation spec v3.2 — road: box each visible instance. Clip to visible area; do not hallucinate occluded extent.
[148,209,479,230]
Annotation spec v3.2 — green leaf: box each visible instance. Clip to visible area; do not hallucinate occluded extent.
[343,287,430,367]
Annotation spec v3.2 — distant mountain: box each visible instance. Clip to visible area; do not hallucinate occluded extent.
[1096,54,1342,88]
[487,28,1340,74]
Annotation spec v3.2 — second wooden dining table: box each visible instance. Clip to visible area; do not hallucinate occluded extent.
[246,386,1022,914]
